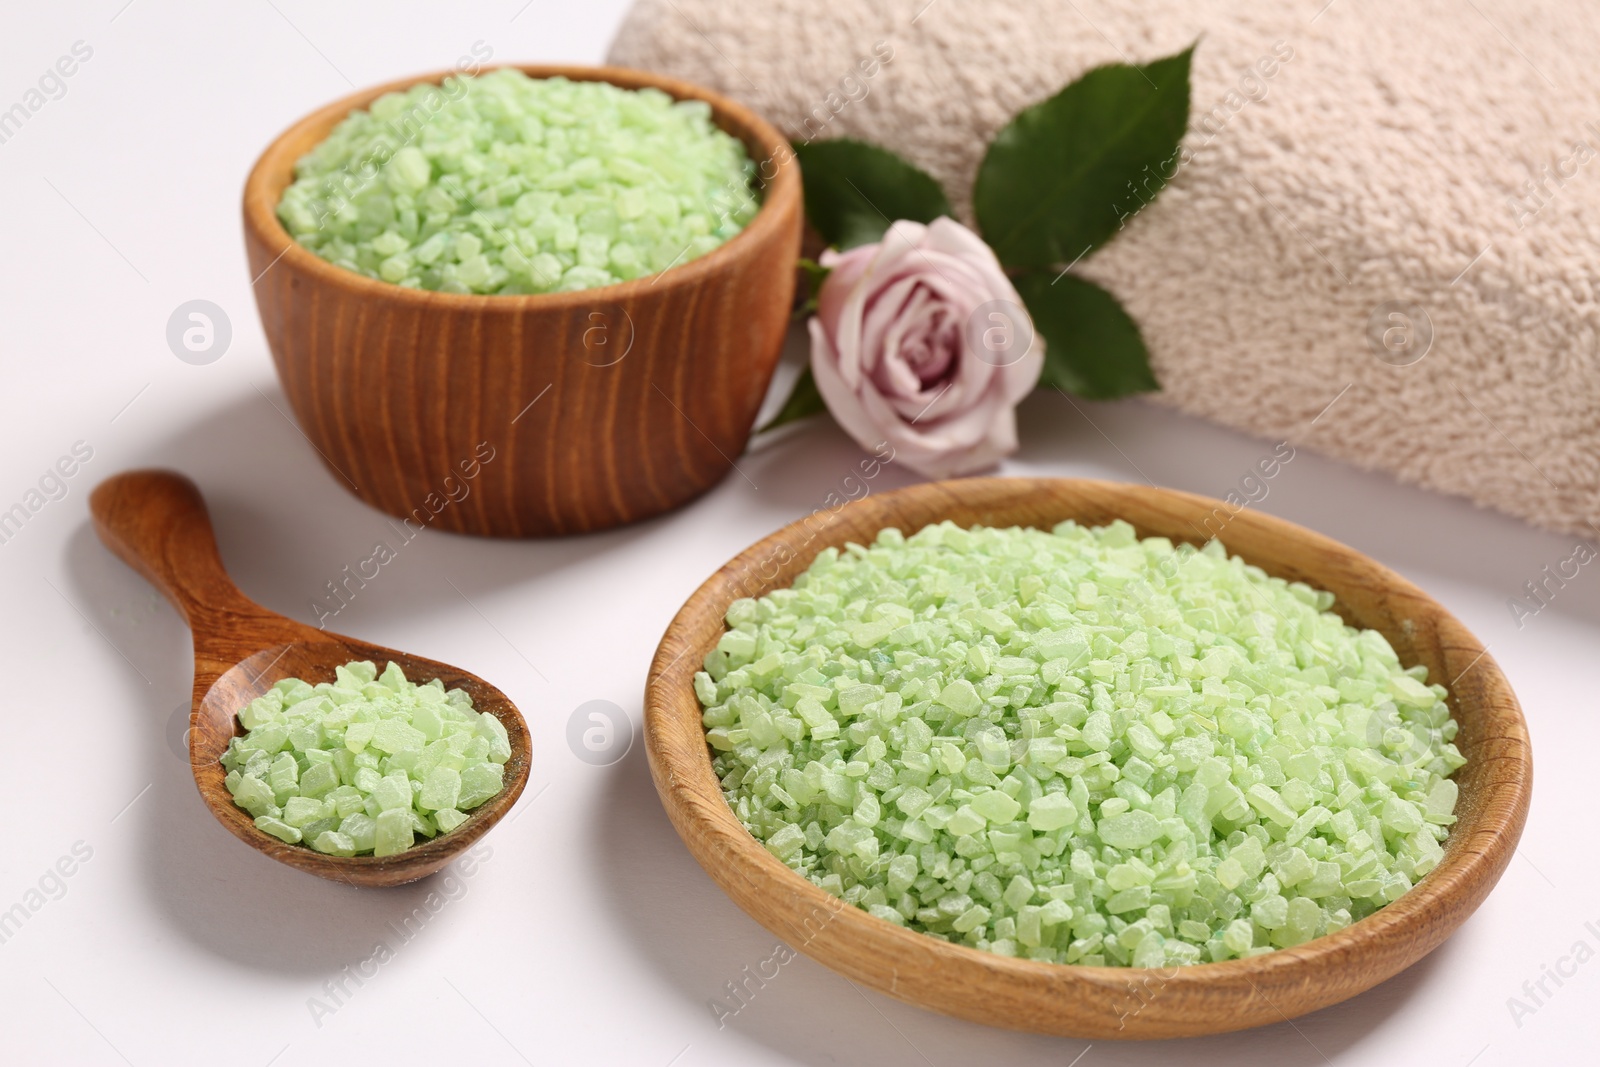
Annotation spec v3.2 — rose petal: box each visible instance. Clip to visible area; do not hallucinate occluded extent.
[923,216,1008,270]
[860,274,926,379]
[857,384,1017,479]
[809,316,882,450]
[876,285,953,396]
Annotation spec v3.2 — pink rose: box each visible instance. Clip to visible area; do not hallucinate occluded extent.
[809,217,1043,479]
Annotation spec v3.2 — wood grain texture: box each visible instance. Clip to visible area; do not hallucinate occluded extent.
[242,64,801,538]
[90,470,531,887]
[644,477,1532,1039]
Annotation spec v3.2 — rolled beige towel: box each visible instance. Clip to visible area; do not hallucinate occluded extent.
[610,0,1600,534]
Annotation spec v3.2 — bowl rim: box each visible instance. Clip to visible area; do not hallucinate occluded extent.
[644,476,1532,1038]
[241,62,801,308]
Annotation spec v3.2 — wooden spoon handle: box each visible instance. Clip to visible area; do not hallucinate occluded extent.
[90,470,283,636]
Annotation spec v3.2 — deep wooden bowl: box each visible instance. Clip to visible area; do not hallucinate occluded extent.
[243,64,801,537]
[645,478,1532,1039]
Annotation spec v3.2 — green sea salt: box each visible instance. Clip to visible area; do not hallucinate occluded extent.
[696,521,1466,967]
[221,660,509,856]
[277,70,758,294]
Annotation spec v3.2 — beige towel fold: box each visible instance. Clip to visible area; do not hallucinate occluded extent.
[610,0,1600,534]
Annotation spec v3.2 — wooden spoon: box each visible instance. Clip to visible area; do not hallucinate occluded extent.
[90,469,531,887]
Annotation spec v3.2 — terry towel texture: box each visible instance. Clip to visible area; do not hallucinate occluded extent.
[610,0,1600,534]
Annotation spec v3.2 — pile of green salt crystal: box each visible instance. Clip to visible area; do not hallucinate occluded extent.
[222,660,509,857]
[697,521,1466,967]
[277,70,759,294]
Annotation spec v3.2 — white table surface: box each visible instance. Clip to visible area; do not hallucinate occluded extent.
[2,3,1591,1064]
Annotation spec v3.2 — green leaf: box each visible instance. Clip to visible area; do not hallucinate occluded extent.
[792,257,831,320]
[797,257,831,297]
[1015,271,1159,399]
[756,367,828,433]
[793,139,954,250]
[974,46,1193,268]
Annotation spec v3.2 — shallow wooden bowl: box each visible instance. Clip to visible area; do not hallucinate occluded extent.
[645,477,1531,1039]
[243,64,801,537]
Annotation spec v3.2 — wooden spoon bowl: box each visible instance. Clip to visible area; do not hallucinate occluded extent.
[91,470,531,887]
[645,477,1532,1039]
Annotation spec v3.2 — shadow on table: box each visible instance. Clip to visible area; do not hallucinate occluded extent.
[590,736,1449,1067]
[60,385,657,977]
